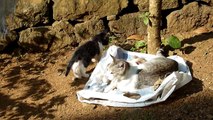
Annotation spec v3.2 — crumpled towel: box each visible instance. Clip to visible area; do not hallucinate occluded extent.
[76,45,192,107]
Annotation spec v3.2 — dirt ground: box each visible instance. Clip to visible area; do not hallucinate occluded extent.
[0,32,213,120]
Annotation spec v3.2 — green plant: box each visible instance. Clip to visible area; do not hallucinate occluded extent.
[139,12,150,25]
[135,41,146,49]
[130,35,181,53]
[130,47,136,51]
[130,41,147,53]
[108,35,117,43]
[162,35,181,49]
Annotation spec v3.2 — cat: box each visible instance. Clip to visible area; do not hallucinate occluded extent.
[104,50,178,92]
[104,54,142,92]
[65,29,109,79]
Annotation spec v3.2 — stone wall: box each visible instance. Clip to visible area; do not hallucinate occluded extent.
[0,0,212,52]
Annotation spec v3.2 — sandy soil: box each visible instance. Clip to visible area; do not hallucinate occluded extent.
[0,32,213,120]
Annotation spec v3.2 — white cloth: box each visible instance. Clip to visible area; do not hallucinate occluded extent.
[77,45,192,107]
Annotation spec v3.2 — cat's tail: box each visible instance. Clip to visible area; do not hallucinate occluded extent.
[65,58,75,76]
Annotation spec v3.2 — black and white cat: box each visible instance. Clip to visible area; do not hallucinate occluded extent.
[65,30,109,79]
[104,49,179,92]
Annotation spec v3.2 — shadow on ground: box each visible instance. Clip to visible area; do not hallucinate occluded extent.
[0,49,69,119]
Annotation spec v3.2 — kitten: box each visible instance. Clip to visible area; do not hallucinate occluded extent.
[65,30,109,79]
[104,54,137,92]
[136,56,178,89]
[104,50,178,92]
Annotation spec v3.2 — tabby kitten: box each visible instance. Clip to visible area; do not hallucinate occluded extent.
[65,30,109,79]
[104,51,178,92]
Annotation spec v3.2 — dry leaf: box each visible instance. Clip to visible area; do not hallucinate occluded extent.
[127,34,144,40]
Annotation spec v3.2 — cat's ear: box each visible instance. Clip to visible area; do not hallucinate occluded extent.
[110,54,116,63]
[120,62,128,74]
[118,62,125,68]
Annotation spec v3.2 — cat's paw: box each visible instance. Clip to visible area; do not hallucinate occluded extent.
[153,78,163,90]
[91,58,96,63]
[83,73,90,78]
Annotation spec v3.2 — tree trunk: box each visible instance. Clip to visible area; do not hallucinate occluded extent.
[147,0,162,54]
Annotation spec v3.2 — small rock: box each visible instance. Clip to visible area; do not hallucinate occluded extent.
[74,17,105,41]
[109,12,147,37]
[53,0,128,21]
[12,106,19,111]
[6,0,51,31]
[19,27,52,52]
[0,31,18,51]
[207,114,213,120]
[107,15,116,21]
[167,2,213,33]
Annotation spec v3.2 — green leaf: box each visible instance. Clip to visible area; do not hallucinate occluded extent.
[139,12,150,25]
[161,38,167,46]
[143,17,149,25]
[109,36,116,43]
[144,12,150,16]
[140,48,146,53]
[130,47,136,51]
[167,35,181,49]
[135,41,146,49]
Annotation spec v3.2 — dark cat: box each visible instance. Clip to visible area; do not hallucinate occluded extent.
[104,49,178,92]
[65,30,109,79]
